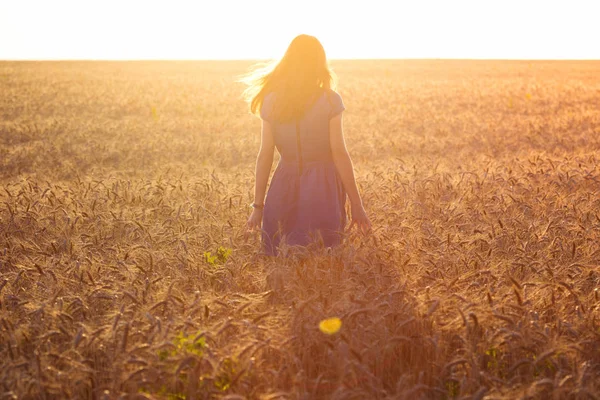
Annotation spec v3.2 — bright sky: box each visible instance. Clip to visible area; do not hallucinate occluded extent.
[1,0,599,60]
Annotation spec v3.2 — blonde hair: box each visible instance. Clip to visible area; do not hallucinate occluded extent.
[241,34,337,123]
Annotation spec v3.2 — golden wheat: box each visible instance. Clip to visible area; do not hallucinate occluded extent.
[0,60,599,399]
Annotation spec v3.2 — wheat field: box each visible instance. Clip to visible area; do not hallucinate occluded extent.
[1,60,599,399]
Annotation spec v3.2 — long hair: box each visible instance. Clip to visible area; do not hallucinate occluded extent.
[241,34,337,123]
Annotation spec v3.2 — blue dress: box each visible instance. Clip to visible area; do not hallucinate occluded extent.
[260,89,347,256]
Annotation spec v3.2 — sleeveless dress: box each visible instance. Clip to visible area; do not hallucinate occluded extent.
[260,89,347,256]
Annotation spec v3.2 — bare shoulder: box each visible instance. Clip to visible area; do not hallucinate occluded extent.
[325,88,343,102]
[263,91,276,106]
[325,89,345,118]
[260,92,277,122]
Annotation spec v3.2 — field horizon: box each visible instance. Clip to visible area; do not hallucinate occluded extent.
[2,58,600,62]
[1,59,599,399]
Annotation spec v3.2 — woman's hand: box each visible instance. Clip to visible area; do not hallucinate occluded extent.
[247,208,263,231]
[349,203,371,235]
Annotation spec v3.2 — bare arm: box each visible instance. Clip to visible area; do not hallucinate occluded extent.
[329,113,362,208]
[330,113,371,233]
[247,119,274,230]
[253,119,275,204]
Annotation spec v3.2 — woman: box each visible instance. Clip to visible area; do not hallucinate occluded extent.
[243,34,371,256]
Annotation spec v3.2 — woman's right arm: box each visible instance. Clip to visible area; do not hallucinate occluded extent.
[329,113,371,234]
[247,119,275,230]
[254,119,275,204]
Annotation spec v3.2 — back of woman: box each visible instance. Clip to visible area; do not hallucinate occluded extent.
[260,89,345,164]
[243,34,371,256]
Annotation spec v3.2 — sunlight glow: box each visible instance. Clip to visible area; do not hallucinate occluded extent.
[1,0,598,60]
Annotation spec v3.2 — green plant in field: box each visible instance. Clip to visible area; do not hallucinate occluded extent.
[151,106,159,121]
[445,380,460,398]
[485,347,509,379]
[203,246,232,266]
[174,331,207,357]
[485,347,499,370]
[200,356,238,392]
[158,331,207,360]
[166,392,185,400]
[160,385,185,400]
[153,332,211,398]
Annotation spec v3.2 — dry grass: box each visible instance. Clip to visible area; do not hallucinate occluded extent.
[1,60,599,399]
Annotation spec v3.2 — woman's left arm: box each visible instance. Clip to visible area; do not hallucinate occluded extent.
[247,120,275,230]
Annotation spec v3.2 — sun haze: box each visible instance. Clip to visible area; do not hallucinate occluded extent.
[1,0,599,60]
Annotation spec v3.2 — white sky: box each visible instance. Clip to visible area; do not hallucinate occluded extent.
[1,0,599,60]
